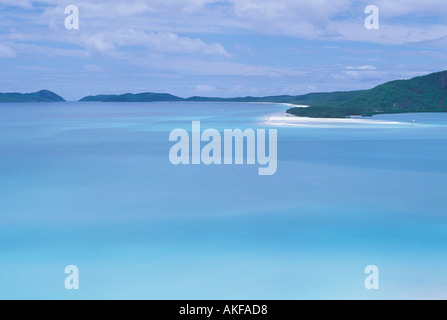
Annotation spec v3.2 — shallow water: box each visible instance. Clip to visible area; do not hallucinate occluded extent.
[0,102,447,299]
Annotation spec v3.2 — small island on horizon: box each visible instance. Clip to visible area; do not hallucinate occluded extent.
[2,71,447,119]
[0,90,65,103]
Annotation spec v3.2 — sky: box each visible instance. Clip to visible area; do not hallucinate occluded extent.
[0,0,447,101]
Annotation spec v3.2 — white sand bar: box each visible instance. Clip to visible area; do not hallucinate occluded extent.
[264,112,411,127]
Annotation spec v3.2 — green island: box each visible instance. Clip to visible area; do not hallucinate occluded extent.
[287,70,447,118]
[0,90,65,103]
[80,92,184,102]
[79,89,366,105]
[80,71,447,119]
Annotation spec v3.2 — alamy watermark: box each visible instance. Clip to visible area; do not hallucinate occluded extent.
[65,265,79,290]
[365,5,380,30]
[65,5,79,30]
[169,122,277,176]
[364,265,379,290]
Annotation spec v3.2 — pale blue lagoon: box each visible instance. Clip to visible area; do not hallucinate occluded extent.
[1,102,447,299]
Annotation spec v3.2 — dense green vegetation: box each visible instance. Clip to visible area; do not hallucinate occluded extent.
[79,90,366,105]
[287,71,447,118]
[80,92,184,102]
[186,91,366,105]
[0,90,65,103]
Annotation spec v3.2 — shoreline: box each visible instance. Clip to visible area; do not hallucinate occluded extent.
[248,102,310,108]
[263,112,410,127]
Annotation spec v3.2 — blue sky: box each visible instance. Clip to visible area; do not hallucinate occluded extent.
[0,0,447,100]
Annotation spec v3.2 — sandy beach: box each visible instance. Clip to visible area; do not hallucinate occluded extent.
[264,112,409,127]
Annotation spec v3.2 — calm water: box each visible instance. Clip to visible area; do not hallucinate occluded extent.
[1,102,447,299]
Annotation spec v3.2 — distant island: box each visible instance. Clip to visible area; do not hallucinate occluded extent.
[2,71,447,119]
[80,92,184,102]
[0,90,65,103]
[80,90,366,105]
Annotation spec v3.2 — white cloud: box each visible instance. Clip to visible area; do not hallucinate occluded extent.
[77,30,229,56]
[230,0,351,36]
[231,84,260,95]
[0,44,16,58]
[375,0,447,18]
[133,58,301,77]
[195,84,217,93]
[0,0,33,8]
[334,21,447,45]
[332,65,386,81]
[346,65,377,70]
[4,0,447,54]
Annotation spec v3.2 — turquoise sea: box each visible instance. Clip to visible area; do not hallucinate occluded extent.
[0,102,447,299]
